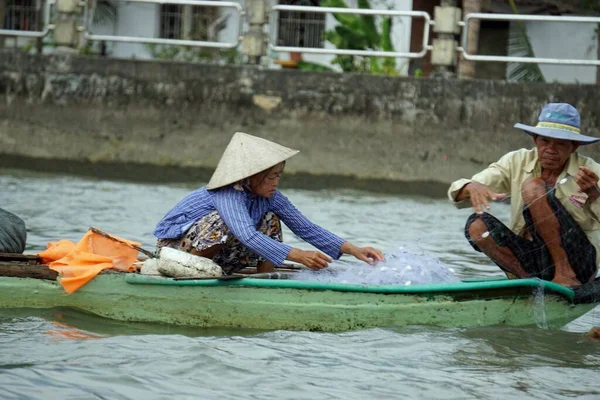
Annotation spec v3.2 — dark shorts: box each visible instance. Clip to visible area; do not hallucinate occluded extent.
[465,191,597,283]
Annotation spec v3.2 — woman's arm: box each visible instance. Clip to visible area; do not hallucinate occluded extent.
[272,192,383,266]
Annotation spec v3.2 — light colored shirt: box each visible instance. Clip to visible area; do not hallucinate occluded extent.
[154,186,345,266]
[448,148,600,265]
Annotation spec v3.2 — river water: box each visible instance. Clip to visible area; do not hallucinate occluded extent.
[1,169,599,399]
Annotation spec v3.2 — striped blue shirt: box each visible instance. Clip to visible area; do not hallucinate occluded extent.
[153,186,345,266]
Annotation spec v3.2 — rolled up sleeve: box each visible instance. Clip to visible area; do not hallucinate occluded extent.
[447,178,473,209]
[448,153,513,209]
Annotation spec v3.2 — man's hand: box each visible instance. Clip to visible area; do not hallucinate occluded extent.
[458,182,507,214]
[287,248,332,270]
[576,166,600,202]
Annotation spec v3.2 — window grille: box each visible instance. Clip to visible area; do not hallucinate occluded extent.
[159,4,219,40]
[3,0,43,31]
[159,5,183,40]
[277,0,326,48]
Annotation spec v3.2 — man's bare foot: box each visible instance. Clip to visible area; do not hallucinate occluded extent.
[552,275,581,287]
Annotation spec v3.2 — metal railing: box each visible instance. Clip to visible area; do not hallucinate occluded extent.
[1,2,598,68]
[460,13,600,66]
[269,5,432,59]
[83,0,244,49]
[0,0,54,38]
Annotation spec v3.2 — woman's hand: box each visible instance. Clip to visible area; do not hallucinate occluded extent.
[287,248,332,270]
[341,242,384,265]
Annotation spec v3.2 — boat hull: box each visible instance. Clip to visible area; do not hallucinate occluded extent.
[0,274,595,331]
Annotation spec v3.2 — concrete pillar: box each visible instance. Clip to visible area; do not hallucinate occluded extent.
[458,0,482,79]
[430,0,460,78]
[242,0,267,64]
[54,0,83,49]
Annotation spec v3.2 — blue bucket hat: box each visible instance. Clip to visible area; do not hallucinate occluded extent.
[514,103,599,145]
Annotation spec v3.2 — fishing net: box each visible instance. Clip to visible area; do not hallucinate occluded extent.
[572,278,600,304]
[294,245,460,285]
[466,183,598,286]
[0,208,27,254]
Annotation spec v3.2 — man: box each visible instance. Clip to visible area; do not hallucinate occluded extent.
[448,103,600,287]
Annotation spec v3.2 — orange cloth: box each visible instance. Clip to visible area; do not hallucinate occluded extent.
[39,230,139,294]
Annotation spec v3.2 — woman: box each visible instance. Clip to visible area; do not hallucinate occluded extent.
[154,132,384,274]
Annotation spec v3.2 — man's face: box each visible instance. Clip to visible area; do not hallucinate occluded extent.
[534,135,579,172]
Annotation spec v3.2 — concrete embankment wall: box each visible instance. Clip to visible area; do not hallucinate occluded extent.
[1,51,599,196]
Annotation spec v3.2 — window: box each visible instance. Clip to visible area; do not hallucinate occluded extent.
[277,0,326,48]
[3,0,44,31]
[159,4,219,40]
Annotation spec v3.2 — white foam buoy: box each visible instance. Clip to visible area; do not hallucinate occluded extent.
[482,231,490,239]
[140,258,160,275]
[156,247,223,278]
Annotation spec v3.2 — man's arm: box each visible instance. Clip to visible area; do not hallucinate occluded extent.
[448,152,514,212]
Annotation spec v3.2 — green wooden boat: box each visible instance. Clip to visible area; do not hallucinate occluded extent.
[0,270,596,332]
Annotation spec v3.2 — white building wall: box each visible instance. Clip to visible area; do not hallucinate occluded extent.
[524,20,598,84]
[217,0,245,45]
[105,2,160,60]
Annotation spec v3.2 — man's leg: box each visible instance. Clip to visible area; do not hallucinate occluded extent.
[521,178,580,286]
[465,213,534,278]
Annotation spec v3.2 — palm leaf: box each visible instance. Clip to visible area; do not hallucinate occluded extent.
[320,0,362,30]
[93,0,117,25]
[332,25,368,49]
[506,0,545,82]
[379,16,396,73]
[357,0,380,48]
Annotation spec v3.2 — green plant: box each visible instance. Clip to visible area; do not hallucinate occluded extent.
[297,60,335,72]
[506,0,545,82]
[146,44,244,65]
[321,0,398,76]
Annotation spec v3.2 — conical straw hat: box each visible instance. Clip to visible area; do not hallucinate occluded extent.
[206,132,299,190]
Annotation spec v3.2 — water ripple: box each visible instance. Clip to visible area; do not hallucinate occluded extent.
[1,170,600,399]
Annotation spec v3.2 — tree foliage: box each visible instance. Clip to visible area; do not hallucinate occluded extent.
[506,0,545,82]
[320,0,398,75]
